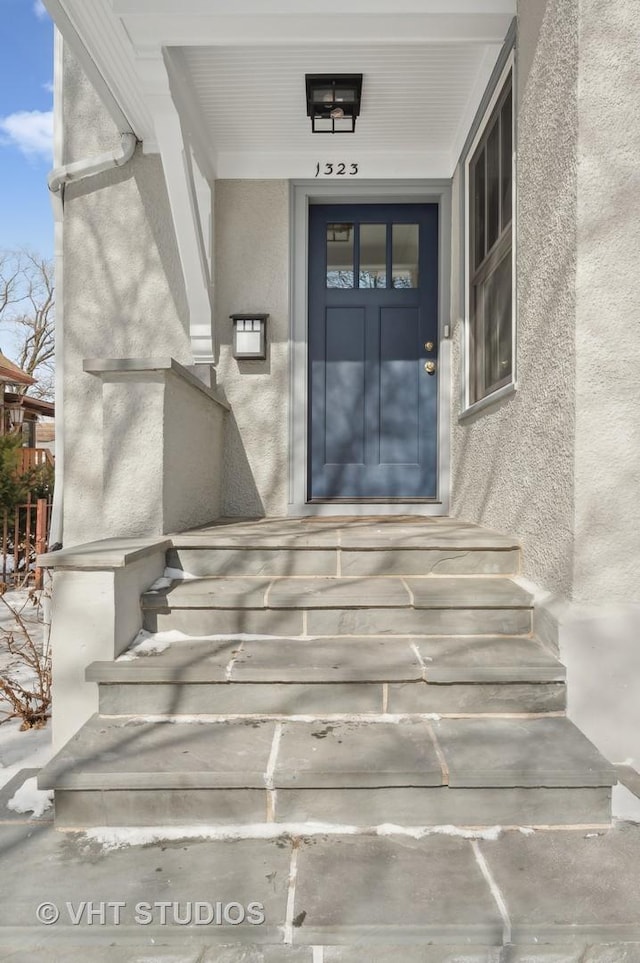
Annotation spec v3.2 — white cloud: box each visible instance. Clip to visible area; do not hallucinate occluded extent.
[43,80,54,94]
[33,0,48,19]
[0,110,53,160]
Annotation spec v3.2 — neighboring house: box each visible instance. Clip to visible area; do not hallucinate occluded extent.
[34,0,640,945]
[0,351,36,435]
[34,416,56,457]
[0,351,54,448]
[3,393,55,451]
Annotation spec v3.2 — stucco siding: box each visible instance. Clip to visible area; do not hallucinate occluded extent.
[214,180,290,518]
[451,0,578,599]
[62,46,192,545]
[162,370,225,532]
[573,0,640,602]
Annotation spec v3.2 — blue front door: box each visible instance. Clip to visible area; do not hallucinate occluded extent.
[308,203,439,500]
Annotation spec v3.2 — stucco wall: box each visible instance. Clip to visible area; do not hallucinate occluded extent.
[573,0,640,602]
[163,369,225,532]
[92,366,225,537]
[450,0,578,599]
[62,46,192,545]
[214,180,290,518]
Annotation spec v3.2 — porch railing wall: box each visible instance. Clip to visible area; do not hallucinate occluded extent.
[1,496,52,590]
[17,448,54,472]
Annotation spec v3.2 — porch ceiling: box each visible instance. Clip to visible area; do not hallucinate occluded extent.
[174,42,496,175]
[46,0,515,179]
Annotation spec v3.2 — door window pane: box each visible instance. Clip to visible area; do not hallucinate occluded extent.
[327,223,354,288]
[486,117,500,252]
[501,88,513,229]
[359,224,387,288]
[392,224,419,288]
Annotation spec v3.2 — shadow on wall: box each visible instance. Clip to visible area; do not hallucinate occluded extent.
[567,4,640,605]
[451,0,577,600]
[222,411,265,518]
[68,154,190,349]
[63,152,198,543]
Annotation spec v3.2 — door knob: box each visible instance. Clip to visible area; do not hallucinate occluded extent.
[424,341,435,352]
[424,361,436,375]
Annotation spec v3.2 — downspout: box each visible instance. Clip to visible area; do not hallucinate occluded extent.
[47,30,137,548]
[48,130,137,196]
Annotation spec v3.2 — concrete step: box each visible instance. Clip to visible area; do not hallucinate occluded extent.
[171,517,521,551]
[142,576,533,637]
[3,818,640,953]
[88,636,566,715]
[167,545,520,578]
[39,715,615,828]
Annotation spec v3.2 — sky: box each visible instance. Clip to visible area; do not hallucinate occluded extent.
[0,0,54,257]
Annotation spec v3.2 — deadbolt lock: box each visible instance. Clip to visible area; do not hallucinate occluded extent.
[424,361,437,375]
[424,341,435,352]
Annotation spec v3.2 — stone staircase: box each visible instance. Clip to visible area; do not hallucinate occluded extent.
[40,517,616,831]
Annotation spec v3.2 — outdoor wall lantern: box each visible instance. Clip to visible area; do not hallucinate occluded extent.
[7,403,25,429]
[230,314,268,360]
[305,74,363,133]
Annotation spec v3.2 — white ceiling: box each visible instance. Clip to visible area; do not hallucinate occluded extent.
[174,42,501,176]
[178,43,494,155]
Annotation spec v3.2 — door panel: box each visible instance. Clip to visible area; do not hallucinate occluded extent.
[380,307,420,466]
[325,307,366,465]
[308,203,438,500]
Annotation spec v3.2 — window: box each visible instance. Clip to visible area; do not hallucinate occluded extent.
[326,221,420,289]
[466,61,514,406]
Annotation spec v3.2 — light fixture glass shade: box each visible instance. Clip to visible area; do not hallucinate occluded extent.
[230,314,268,360]
[306,74,363,133]
[7,404,25,427]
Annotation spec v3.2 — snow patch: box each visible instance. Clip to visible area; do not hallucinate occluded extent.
[147,568,199,591]
[84,821,503,850]
[117,630,174,660]
[164,567,198,581]
[376,823,503,841]
[7,776,53,818]
[0,589,53,789]
[132,713,441,724]
[147,577,173,592]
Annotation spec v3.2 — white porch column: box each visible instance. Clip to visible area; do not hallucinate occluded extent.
[136,52,216,363]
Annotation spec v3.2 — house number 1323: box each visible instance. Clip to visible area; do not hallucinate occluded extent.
[314,163,359,177]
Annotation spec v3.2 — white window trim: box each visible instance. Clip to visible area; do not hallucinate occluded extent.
[461,50,516,417]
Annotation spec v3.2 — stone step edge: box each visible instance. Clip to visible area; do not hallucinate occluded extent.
[78,711,570,721]
[86,663,567,684]
[43,773,614,791]
[51,822,613,841]
[141,577,533,612]
[39,715,616,793]
[142,599,535,612]
[39,732,614,792]
[169,540,522,551]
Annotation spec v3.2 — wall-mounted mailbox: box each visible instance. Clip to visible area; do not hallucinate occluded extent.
[230,314,268,360]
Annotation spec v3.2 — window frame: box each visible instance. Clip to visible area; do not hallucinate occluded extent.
[462,52,516,416]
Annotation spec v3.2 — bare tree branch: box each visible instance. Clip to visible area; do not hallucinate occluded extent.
[0,250,55,401]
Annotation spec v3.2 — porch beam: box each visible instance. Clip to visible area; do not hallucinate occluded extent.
[114,14,514,49]
[43,0,154,142]
[136,53,215,363]
[113,0,515,15]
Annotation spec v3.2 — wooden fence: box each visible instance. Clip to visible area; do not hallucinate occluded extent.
[17,448,54,473]
[1,496,51,590]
